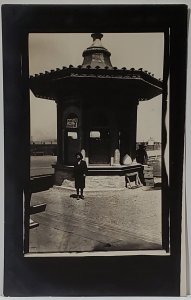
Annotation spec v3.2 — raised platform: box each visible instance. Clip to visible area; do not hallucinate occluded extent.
[56,176,125,192]
[53,163,143,191]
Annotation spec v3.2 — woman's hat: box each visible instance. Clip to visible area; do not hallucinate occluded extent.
[75,152,83,159]
[139,143,146,149]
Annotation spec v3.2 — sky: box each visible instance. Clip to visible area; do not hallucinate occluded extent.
[29,33,164,142]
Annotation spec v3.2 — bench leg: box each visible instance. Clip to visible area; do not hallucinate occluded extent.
[127,177,132,189]
[135,174,142,186]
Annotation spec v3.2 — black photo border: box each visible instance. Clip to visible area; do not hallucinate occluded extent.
[2,4,188,296]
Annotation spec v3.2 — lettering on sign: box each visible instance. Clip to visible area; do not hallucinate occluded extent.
[66,118,78,128]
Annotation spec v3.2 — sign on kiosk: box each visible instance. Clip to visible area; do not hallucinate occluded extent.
[66,118,78,128]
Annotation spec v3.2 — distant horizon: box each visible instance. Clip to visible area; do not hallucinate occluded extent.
[31,137,162,143]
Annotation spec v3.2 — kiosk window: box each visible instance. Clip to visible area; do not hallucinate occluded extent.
[90,131,100,139]
[67,132,78,139]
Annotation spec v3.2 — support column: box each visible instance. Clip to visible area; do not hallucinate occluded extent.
[129,103,138,161]
[81,107,89,165]
[56,100,63,166]
[120,102,138,164]
[80,130,86,162]
[112,129,120,165]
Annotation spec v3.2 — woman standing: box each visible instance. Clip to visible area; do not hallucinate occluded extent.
[136,143,148,165]
[73,152,88,200]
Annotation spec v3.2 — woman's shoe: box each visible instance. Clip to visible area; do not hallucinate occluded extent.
[80,195,85,199]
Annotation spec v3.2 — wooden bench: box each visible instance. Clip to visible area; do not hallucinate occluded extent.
[125,171,142,189]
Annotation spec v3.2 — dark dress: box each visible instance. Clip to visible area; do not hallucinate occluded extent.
[136,148,148,165]
[73,160,88,189]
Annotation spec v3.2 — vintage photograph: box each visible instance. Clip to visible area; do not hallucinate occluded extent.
[28,32,166,254]
[2,4,188,296]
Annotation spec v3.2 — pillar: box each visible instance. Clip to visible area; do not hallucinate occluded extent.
[120,102,138,164]
[80,130,86,161]
[82,107,90,165]
[112,129,120,165]
[56,100,63,166]
[80,107,87,163]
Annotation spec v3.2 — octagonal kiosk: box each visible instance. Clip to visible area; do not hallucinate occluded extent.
[30,33,163,190]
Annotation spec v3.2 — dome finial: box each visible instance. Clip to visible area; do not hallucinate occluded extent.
[82,33,112,68]
[91,33,103,41]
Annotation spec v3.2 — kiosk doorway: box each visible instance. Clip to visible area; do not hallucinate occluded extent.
[89,129,110,165]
